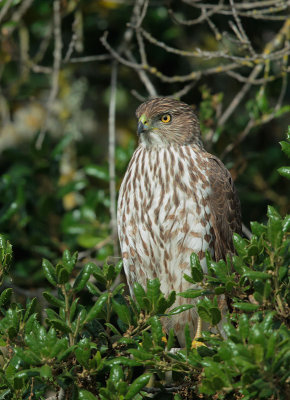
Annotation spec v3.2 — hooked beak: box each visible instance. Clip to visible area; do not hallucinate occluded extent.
[137,114,149,135]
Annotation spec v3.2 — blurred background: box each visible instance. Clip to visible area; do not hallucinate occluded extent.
[0,0,289,289]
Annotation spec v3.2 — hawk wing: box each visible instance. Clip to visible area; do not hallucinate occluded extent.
[206,154,242,260]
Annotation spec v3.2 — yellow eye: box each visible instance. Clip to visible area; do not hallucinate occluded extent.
[160,114,171,123]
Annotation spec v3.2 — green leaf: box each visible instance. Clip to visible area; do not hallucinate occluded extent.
[85,293,109,323]
[167,328,175,351]
[62,250,78,273]
[57,266,69,284]
[147,279,161,311]
[267,205,281,220]
[150,315,163,345]
[267,215,283,248]
[183,273,196,284]
[75,338,91,367]
[69,298,79,322]
[104,323,121,336]
[0,288,13,307]
[127,348,153,361]
[275,105,290,117]
[124,373,152,400]
[250,221,267,237]
[242,270,271,280]
[238,314,249,340]
[178,289,205,299]
[42,259,57,286]
[48,319,72,333]
[112,299,132,325]
[279,140,290,158]
[78,389,98,400]
[87,281,102,296]
[92,266,107,286]
[233,234,247,257]
[73,262,94,292]
[214,286,225,295]
[282,215,290,232]
[168,304,193,315]
[39,365,52,379]
[105,357,141,367]
[13,348,41,365]
[197,305,211,323]
[24,297,37,322]
[133,282,146,309]
[114,260,123,276]
[233,302,259,311]
[43,291,65,308]
[210,307,221,325]
[190,253,203,282]
[105,264,116,282]
[165,290,176,309]
[109,364,124,384]
[14,369,40,380]
[253,344,264,363]
[85,164,109,181]
[232,255,244,274]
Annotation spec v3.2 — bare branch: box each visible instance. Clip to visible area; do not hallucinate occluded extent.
[67,54,111,64]
[36,0,62,149]
[5,0,34,36]
[0,0,14,24]
[126,49,158,97]
[218,18,290,127]
[229,0,255,56]
[108,61,119,257]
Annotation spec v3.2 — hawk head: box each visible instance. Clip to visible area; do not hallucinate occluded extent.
[135,97,203,147]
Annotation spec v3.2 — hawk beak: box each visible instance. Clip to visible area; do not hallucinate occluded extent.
[137,114,149,135]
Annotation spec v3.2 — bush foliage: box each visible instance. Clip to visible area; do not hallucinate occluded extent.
[0,201,289,399]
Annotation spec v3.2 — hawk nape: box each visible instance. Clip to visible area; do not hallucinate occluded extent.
[117,97,242,347]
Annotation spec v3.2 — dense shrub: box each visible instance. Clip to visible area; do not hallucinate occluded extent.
[0,202,289,399]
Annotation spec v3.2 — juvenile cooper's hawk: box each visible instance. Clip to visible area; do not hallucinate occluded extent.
[117,97,241,346]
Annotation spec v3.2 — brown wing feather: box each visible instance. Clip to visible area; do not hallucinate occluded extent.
[206,155,242,260]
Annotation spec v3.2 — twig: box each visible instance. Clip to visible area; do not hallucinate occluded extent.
[68,54,111,63]
[131,89,146,101]
[101,32,244,83]
[229,0,255,56]
[169,1,223,26]
[0,0,14,24]
[64,32,77,63]
[221,67,288,159]
[218,65,262,128]
[170,81,197,99]
[30,22,54,65]
[36,0,62,149]
[126,49,158,97]
[218,18,290,127]
[242,223,252,240]
[226,69,286,85]
[78,236,113,260]
[108,61,119,257]
[5,0,34,36]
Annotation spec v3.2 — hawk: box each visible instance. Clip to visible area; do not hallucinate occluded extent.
[117,97,241,346]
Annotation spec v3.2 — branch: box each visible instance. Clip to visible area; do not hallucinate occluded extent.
[218,18,290,127]
[5,0,34,36]
[108,61,119,257]
[0,0,14,24]
[67,54,111,63]
[36,0,62,149]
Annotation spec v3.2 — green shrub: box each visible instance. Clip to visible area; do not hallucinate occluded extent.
[0,204,289,399]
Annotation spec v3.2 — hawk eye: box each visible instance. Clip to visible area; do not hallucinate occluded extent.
[160,114,171,123]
